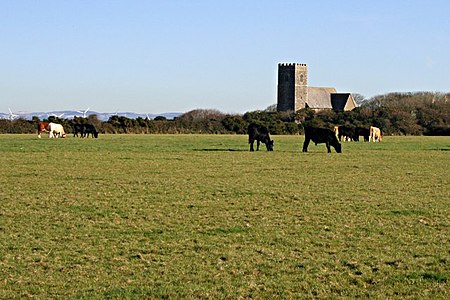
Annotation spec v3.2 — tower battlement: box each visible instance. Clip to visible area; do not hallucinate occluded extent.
[278,63,307,67]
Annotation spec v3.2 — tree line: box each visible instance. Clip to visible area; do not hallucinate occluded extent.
[1,92,449,135]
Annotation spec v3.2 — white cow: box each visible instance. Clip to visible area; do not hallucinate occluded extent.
[333,126,339,140]
[369,126,382,142]
[48,122,67,138]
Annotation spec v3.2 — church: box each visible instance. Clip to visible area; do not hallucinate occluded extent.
[277,63,356,112]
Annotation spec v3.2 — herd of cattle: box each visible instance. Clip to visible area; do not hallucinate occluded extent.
[334,125,382,143]
[249,123,382,153]
[37,122,99,139]
[37,121,381,153]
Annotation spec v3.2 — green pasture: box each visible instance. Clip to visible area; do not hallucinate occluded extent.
[0,134,449,299]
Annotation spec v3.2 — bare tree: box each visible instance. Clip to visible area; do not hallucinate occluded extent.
[352,93,367,106]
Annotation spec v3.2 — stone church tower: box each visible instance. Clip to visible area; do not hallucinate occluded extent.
[277,63,308,112]
[277,62,356,112]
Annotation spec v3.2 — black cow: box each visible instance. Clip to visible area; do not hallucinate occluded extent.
[303,126,342,153]
[355,127,370,142]
[248,123,273,151]
[72,123,85,137]
[72,123,99,138]
[83,124,99,138]
[338,125,356,142]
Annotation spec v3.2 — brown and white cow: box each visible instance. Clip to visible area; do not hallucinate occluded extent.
[369,126,382,142]
[37,122,50,138]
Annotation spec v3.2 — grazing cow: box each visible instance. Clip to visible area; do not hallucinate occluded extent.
[83,124,99,138]
[72,123,85,137]
[248,123,273,151]
[333,126,339,139]
[369,126,382,142]
[338,125,356,142]
[37,122,50,138]
[72,123,99,138]
[48,122,66,138]
[355,127,370,142]
[303,126,342,153]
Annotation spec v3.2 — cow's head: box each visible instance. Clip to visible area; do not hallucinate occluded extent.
[61,133,67,138]
[93,131,99,138]
[266,140,274,151]
[334,142,342,153]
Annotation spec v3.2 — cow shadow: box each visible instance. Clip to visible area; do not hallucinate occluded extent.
[194,148,247,152]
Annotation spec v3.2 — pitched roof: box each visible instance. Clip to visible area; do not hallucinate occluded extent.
[331,93,356,111]
[306,87,337,109]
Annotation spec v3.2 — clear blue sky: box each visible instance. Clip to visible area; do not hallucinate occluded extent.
[1,0,449,114]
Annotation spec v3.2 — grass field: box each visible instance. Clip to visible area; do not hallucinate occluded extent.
[0,134,449,299]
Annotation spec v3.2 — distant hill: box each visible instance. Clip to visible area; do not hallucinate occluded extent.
[0,110,182,121]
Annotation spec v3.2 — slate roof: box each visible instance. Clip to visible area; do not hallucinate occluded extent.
[305,88,356,111]
[306,87,337,109]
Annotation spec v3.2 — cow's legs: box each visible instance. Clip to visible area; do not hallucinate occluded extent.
[256,140,260,151]
[326,142,331,153]
[302,138,310,152]
[249,140,255,151]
